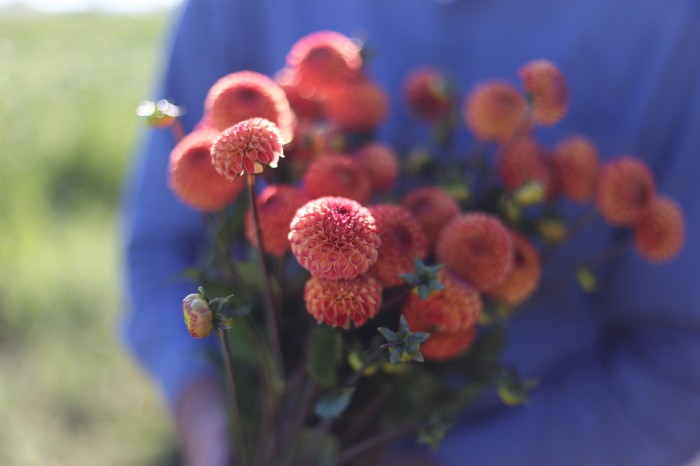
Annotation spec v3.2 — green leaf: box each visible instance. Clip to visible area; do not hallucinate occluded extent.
[377,327,399,343]
[313,388,355,419]
[407,332,431,344]
[417,414,450,451]
[398,315,410,336]
[307,326,343,388]
[389,347,402,365]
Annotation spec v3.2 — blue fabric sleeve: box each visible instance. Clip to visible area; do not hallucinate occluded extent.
[436,36,700,466]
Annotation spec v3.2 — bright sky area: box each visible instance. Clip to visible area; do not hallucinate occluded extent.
[0,0,182,13]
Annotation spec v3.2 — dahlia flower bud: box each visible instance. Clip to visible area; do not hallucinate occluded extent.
[183,293,213,339]
[435,213,514,291]
[401,187,461,252]
[286,30,363,97]
[552,136,599,202]
[634,195,685,262]
[203,70,295,143]
[325,77,389,132]
[210,117,285,179]
[463,80,529,142]
[518,59,568,125]
[304,275,382,328]
[245,184,310,257]
[289,196,381,280]
[403,68,453,122]
[168,129,245,211]
[369,205,427,287]
[136,99,184,128]
[595,156,655,226]
[303,154,373,204]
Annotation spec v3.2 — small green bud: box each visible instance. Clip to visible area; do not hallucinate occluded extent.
[183,293,213,338]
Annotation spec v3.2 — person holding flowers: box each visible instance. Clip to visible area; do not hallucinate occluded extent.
[123,0,700,465]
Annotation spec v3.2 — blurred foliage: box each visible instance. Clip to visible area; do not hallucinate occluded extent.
[0,9,181,466]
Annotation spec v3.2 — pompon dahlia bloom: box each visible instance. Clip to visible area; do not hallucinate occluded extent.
[401,187,460,251]
[304,275,382,327]
[595,156,655,226]
[325,77,389,132]
[489,233,542,306]
[303,154,373,204]
[289,196,381,280]
[403,270,482,333]
[403,314,477,362]
[355,143,400,193]
[436,213,514,291]
[518,59,569,126]
[552,136,599,202]
[463,80,529,142]
[168,129,245,211]
[204,70,295,143]
[211,117,285,179]
[368,205,427,287]
[634,195,685,262]
[286,30,362,97]
[245,185,310,257]
[402,68,453,122]
[498,138,555,198]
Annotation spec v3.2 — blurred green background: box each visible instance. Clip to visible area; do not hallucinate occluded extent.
[0,7,180,465]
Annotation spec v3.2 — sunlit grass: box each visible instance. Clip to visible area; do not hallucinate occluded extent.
[0,10,181,466]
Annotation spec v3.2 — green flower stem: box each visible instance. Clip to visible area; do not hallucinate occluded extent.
[241,317,279,466]
[303,341,402,466]
[247,174,285,379]
[340,374,405,444]
[217,328,249,466]
[330,422,431,466]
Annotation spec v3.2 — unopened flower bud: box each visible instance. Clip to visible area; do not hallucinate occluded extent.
[183,293,213,338]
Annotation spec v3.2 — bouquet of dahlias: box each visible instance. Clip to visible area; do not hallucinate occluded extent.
[140,30,686,466]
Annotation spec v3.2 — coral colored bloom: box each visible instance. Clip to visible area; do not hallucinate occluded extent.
[289,197,381,280]
[436,213,514,291]
[498,138,555,199]
[245,185,310,257]
[463,80,529,142]
[286,30,362,97]
[325,77,389,132]
[210,117,285,179]
[355,143,400,193]
[169,129,245,211]
[204,70,295,143]
[489,233,542,306]
[304,275,382,327]
[402,283,479,362]
[552,136,599,202]
[368,205,427,287]
[183,293,213,339]
[634,195,685,262]
[403,270,482,333]
[403,68,453,122]
[518,59,569,125]
[276,68,326,122]
[401,187,460,252]
[595,156,655,226]
[303,154,373,204]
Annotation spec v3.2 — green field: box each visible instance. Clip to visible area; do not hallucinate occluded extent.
[0,9,181,465]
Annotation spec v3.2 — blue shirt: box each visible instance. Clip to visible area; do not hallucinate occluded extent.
[122,0,700,464]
